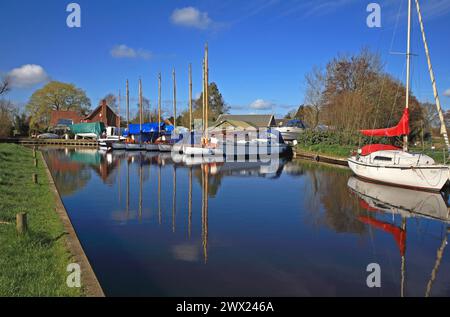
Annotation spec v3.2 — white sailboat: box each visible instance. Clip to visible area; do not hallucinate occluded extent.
[348,0,449,191]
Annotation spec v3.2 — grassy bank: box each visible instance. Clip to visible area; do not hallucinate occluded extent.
[296,143,448,164]
[0,144,82,296]
[295,144,354,158]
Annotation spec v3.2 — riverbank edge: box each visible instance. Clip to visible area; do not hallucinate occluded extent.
[294,148,349,167]
[0,138,97,147]
[40,150,105,297]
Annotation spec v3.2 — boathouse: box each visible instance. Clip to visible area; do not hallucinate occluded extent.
[82,100,119,127]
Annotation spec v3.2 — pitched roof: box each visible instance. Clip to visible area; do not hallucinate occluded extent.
[215,114,275,128]
[49,110,82,127]
[84,100,117,121]
[211,119,257,130]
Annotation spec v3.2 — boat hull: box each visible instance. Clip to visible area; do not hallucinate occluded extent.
[112,142,126,150]
[275,127,304,142]
[348,157,449,191]
[126,143,145,151]
[158,144,173,152]
[145,143,159,151]
[183,146,221,156]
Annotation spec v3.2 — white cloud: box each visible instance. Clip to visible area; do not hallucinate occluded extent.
[249,99,274,110]
[7,64,49,88]
[444,89,450,97]
[170,7,212,29]
[110,45,152,59]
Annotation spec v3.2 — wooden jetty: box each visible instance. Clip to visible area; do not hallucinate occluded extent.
[0,138,98,147]
[294,148,349,167]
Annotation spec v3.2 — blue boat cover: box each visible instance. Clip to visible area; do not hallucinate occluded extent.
[123,122,174,136]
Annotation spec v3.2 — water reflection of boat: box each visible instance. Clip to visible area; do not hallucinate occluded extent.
[348,176,450,297]
[348,177,450,222]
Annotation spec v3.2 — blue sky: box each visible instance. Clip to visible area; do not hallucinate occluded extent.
[1,0,450,119]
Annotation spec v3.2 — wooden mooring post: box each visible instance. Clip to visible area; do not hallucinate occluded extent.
[16,212,28,234]
[32,147,36,158]
[32,173,37,184]
[34,158,38,167]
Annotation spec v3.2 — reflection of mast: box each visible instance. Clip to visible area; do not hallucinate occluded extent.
[158,164,162,225]
[139,154,143,222]
[188,167,193,239]
[202,164,209,264]
[400,217,406,298]
[172,165,177,233]
[126,158,130,220]
[425,227,449,297]
[118,157,121,204]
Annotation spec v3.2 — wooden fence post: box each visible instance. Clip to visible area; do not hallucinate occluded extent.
[34,158,38,167]
[32,173,37,184]
[16,213,27,234]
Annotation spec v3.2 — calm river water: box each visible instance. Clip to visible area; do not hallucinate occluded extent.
[43,147,450,297]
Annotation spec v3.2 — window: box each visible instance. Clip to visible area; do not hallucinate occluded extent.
[57,119,74,126]
[373,156,392,162]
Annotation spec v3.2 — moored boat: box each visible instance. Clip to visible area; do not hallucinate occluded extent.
[348,144,449,191]
[348,0,450,192]
[126,143,145,151]
[112,142,126,150]
[145,143,159,151]
[158,144,173,152]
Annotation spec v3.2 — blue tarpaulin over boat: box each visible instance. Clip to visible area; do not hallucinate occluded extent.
[124,123,174,136]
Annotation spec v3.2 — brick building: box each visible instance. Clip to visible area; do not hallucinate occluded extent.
[82,100,119,127]
[49,110,82,127]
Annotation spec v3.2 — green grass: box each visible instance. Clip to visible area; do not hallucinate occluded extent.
[296,143,448,164]
[0,144,82,296]
[295,143,354,158]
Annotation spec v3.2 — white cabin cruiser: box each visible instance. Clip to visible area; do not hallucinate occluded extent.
[275,119,305,143]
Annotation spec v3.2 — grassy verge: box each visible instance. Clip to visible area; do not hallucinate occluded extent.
[296,143,448,164]
[0,144,82,296]
[295,143,354,158]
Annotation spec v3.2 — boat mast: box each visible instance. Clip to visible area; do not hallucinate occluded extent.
[189,63,193,131]
[205,43,209,141]
[202,59,206,138]
[139,78,143,144]
[414,0,450,152]
[403,0,412,152]
[158,73,161,135]
[126,80,129,131]
[173,68,177,131]
[118,89,121,131]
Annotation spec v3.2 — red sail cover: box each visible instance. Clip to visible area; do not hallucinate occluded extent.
[360,108,410,137]
[360,144,401,156]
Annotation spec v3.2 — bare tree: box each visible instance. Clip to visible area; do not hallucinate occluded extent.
[304,66,325,129]
[0,99,14,137]
[0,78,9,96]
